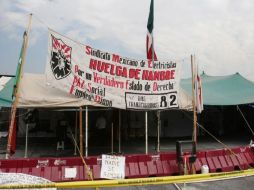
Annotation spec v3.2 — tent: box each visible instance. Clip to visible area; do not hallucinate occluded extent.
[2,72,254,108]
[181,72,254,105]
[2,72,254,150]
[18,73,101,108]
[0,76,14,107]
[12,73,192,109]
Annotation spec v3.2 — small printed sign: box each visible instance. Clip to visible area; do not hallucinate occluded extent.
[100,154,125,179]
[64,167,77,178]
[125,91,178,110]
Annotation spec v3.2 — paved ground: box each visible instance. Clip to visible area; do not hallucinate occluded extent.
[56,176,254,190]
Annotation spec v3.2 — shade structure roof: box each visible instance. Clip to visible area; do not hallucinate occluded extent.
[181,72,254,105]
[0,76,14,107]
[0,73,192,109]
[1,72,254,108]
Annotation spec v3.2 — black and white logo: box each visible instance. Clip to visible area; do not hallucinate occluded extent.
[50,35,72,80]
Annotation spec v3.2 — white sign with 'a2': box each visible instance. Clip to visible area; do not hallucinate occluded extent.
[100,154,125,179]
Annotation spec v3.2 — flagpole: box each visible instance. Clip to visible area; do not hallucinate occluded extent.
[153,30,160,153]
[74,110,78,155]
[145,111,148,154]
[79,106,83,157]
[118,109,121,153]
[151,1,161,153]
[146,0,158,154]
[6,13,33,159]
[191,54,197,143]
[85,106,88,157]
[24,123,29,158]
[157,110,160,153]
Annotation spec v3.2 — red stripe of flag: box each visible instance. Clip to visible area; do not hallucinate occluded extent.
[146,0,157,61]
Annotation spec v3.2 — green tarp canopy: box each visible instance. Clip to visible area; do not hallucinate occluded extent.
[181,72,254,105]
[1,73,254,107]
[0,77,15,107]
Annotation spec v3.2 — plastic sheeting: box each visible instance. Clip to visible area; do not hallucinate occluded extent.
[0,76,14,107]
[181,72,254,105]
[0,173,55,190]
[3,73,254,107]
[3,72,254,108]
[17,73,192,109]
[18,73,102,108]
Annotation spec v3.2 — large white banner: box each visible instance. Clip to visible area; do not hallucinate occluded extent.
[45,29,180,110]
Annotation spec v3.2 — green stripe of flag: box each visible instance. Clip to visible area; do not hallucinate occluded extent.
[147,0,154,33]
[13,32,26,99]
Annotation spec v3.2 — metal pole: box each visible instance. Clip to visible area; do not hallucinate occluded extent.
[145,111,148,154]
[151,3,160,153]
[79,107,83,157]
[85,106,88,157]
[24,123,28,158]
[111,122,114,154]
[157,111,160,152]
[6,13,33,159]
[74,111,78,156]
[191,55,197,143]
[118,110,121,153]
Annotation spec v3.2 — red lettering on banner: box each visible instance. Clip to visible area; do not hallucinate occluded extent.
[129,69,140,79]
[85,46,91,55]
[88,83,91,92]
[75,65,79,73]
[104,63,109,73]
[89,59,97,70]
[153,82,158,91]
[112,54,120,63]
[122,67,128,77]
[89,58,127,78]
[110,64,115,75]
[142,70,175,81]
[74,65,84,76]
[148,60,153,68]
[171,70,175,79]
[69,75,85,94]
[153,81,174,91]
[119,67,127,77]
[95,95,101,102]
[142,70,153,80]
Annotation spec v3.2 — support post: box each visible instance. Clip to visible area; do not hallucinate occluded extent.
[111,122,114,154]
[85,106,88,157]
[79,107,83,157]
[118,110,121,153]
[24,123,29,158]
[74,110,78,156]
[157,111,161,153]
[6,13,33,159]
[191,55,197,143]
[145,111,148,154]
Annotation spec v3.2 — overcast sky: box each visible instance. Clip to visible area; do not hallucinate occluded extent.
[1,0,254,80]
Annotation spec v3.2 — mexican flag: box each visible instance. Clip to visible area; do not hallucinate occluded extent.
[193,58,203,113]
[146,0,157,61]
[7,31,26,156]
